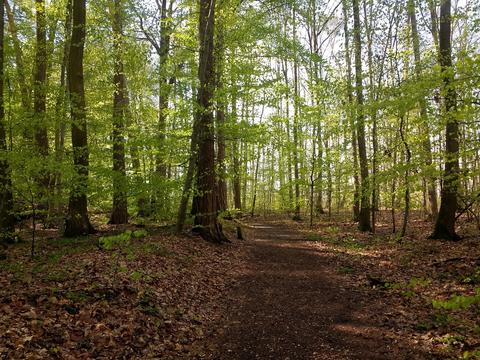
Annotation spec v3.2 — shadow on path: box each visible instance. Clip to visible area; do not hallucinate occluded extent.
[210,223,429,360]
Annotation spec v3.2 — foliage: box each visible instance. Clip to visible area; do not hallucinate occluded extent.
[432,289,480,310]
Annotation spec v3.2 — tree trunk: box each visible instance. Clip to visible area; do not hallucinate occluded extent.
[109,0,128,224]
[193,0,227,243]
[5,0,30,117]
[34,0,49,157]
[32,0,50,210]
[231,59,242,213]
[64,0,93,237]
[343,0,360,221]
[400,116,411,239]
[408,0,438,220]
[428,0,440,52]
[292,9,301,221]
[215,19,227,213]
[0,0,15,244]
[430,0,460,240]
[153,0,172,215]
[50,0,72,223]
[175,117,199,233]
[353,0,371,231]
[363,0,377,232]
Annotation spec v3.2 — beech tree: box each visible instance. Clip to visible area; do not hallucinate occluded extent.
[352,0,371,232]
[430,0,460,240]
[64,0,93,236]
[192,0,228,243]
[109,0,128,224]
[0,0,15,244]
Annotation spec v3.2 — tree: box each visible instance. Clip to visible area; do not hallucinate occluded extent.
[0,0,15,244]
[34,0,48,157]
[193,0,228,243]
[215,13,227,213]
[408,0,438,220]
[430,0,460,240]
[5,0,30,118]
[343,0,360,221]
[64,0,93,237]
[353,0,371,232]
[109,0,128,224]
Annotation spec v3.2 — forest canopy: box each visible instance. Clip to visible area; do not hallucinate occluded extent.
[0,0,479,243]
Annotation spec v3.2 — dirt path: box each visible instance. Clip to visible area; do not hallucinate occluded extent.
[208,222,426,360]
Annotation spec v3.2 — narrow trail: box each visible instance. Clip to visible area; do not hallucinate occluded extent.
[209,222,424,360]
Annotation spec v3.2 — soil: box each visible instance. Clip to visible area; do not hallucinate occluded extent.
[207,221,434,360]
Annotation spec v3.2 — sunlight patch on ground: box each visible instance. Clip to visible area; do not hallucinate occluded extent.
[332,323,382,337]
[251,225,275,229]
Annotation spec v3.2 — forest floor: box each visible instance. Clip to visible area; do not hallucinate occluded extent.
[0,213,479,359]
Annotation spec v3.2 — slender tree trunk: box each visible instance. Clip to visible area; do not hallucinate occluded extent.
[353,0,371,231]
[408,0,438,220]
[34,0,48,156]
[64,0,93,237]
[109,0,128,224]
[292,9,301,220]
[231,60,242,213]
[400,116,411,238]
[50,0,72,223]
[430,0,460,240]
[363,0,378,232]
[215,18,227,213]
[343,0,360,221]
[193,0,227,243]
[391,140,397,233]
[428,0,440,52]
[175,118,199,232]
[5,0,30,117]
[33,0,50,208]
[0,0,15,244]
[251,146,260,217]
[153,0,172,215]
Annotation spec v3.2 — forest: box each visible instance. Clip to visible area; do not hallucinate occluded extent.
[0,0,479,358]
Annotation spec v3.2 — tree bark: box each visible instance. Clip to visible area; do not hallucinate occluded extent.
[231,50,242,213]
[353,0,371,232]
[292,9,301,221]
[33,0,50,207]
[153,0,172,215]
[193,0,227,243]
[34,0,48,156]
[64,0,93,237]
[109,0,128,224]
[400,116,411,239]
[430,0,460,240]
[343,0,360,221]
[5,0,30,116]
[0,0,15,244]
[408,0,438,220]
[51,0,72,220]
[428,0,440,52]
[215,18,227,213]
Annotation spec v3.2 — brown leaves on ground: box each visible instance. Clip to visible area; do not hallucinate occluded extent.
[296,211,480,359]
[1,212,479,359]
[0,223,245,359]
